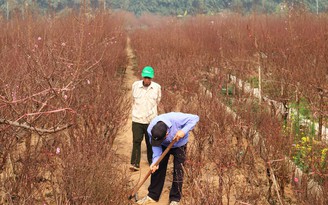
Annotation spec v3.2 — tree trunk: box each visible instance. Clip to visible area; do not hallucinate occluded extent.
[295,83,300,137]
[317,90,323,140]
[6,0,9,20]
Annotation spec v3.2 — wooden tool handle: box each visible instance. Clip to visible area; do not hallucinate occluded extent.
[128,138,178,199]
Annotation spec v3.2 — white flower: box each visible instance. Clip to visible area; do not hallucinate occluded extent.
[56,147,61,154]
[38,37,42,41]
[12,92,17,101]
[87,80,91,84]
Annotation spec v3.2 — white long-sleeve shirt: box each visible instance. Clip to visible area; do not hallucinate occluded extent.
[132,80,161,124]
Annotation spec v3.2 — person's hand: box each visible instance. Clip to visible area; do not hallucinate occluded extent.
[150,164,159,173]
[173,130,185,141]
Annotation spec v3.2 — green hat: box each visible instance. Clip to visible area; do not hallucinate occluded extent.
[141,66,154,78]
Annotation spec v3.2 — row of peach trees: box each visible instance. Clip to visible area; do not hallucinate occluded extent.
[0,11,132,204]
[129,11,327,205]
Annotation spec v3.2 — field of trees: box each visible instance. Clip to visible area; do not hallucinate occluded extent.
[0,4,327,205]
[129,11,328,204]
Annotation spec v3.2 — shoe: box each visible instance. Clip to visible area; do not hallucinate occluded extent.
[129,164,140,171]
[169,201,180,205]
[136,195,156,204]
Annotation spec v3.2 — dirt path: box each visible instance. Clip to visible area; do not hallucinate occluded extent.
[113,37,171,205]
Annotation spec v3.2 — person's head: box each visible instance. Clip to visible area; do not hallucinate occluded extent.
[151,121,168,146]
[141,66,154,87]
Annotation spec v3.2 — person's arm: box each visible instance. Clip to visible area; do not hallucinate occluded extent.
[180,113,199,134]
[147,126,162,172]
[131,82,136,104]
[151,146,162,166]
[156,85,163,113]
[173,113,199,141]
[147,122,162,164]
[157,85,162,104]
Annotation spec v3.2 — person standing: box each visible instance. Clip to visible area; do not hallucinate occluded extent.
[137,112,200,205]
[130,66,161,171]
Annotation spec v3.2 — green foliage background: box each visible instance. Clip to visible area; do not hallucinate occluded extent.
[1,0,328,17]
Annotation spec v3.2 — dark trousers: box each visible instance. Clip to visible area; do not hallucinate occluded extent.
[130,122,152,167]
[148,145,186,202]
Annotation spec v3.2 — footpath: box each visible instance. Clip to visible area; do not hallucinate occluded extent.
[112,37,171,205]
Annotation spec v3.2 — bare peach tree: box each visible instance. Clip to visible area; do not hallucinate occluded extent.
[0,11,131,204]
[129,11,328,204]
